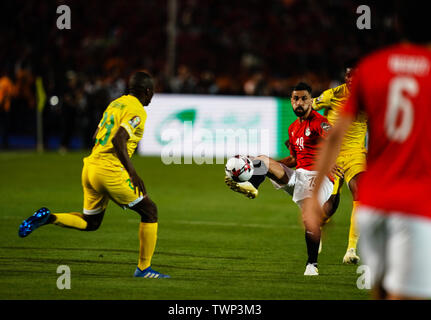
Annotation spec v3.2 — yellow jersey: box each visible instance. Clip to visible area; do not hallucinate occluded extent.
[313,83,367,153]
[86,94,147,169]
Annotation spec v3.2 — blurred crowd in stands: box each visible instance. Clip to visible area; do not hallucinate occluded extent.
[0,0,398,150]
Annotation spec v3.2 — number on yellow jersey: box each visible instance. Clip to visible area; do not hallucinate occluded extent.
[96,111,115,146]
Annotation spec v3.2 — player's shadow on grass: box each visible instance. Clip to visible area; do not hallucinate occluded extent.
[0,256,214,276]
[1,246,246,260]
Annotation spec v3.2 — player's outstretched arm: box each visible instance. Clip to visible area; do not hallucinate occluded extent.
[112,127,146,197]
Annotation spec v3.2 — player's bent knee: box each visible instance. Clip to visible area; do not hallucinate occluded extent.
[255,155,270,167]
[83,211,105,231]
[255,155,269,161]
[131,197,158,223]
[253,155,269,175]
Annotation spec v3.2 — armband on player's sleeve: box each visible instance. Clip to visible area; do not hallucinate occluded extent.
[120,115,141,137]
[321,121,331,137]
[321,121,331,132]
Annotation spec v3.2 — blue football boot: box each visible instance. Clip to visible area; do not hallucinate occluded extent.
[134,266,170,278]
[18,207,51,237]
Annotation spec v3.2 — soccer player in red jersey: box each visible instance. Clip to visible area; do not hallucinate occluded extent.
[226,82,336,275]
[303,2,431,299]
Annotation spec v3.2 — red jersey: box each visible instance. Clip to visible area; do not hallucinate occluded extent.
[288,109,331,171]
[343,43,431,219]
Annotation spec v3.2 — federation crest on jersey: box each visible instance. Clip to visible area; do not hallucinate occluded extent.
[305,127,311,136]
[128,116,141,129]
[321,122,331,132]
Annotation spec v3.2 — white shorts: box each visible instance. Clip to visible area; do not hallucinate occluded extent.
[357,206,431,298]
[270,166,333,208]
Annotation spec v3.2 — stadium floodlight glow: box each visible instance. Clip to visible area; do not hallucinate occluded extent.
[49,96,59,106]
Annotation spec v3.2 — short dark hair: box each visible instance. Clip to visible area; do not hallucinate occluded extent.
[292,82,312,95]
[128,71,154,95]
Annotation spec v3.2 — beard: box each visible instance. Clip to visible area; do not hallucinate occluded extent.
[293,106,307,117]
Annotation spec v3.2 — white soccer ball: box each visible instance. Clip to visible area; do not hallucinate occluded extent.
[225,155,254,182]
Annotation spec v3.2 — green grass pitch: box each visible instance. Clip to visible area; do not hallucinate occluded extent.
[0,152,369,300]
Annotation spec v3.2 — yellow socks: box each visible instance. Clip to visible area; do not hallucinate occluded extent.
[347,201,360,249]
[51,212,88,230]
[138,222,158,271]
[50,215,159,270]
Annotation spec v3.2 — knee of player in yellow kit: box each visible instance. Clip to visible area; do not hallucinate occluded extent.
[130,197,158,223]
[83,212,105,231]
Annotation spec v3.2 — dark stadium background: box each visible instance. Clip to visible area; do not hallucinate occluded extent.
[0,0,400,151]
[0,0,413,304]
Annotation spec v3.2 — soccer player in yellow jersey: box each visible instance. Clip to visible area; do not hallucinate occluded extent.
[312,64,367,264]
[18,71,170,278]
